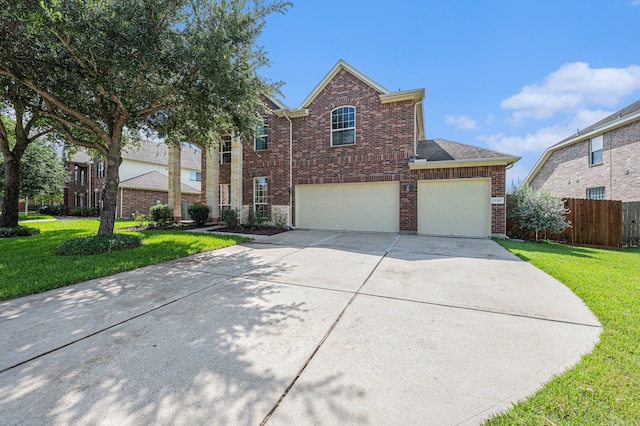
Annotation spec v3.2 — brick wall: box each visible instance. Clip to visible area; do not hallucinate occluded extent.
[116,189,200,218]
[530,120,640,201]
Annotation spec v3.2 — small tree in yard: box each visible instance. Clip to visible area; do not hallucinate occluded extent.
[508,184,570,241]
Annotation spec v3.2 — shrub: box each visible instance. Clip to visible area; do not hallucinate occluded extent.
[131,211,147,225]
[222,208,238,228]
[0,226,41,238]
[149,204,173,226]
[273,211,288,229]
[245,208,256,228]
[56,234,143,256]
[255,212,267,227]
[39,205,64,216]
[508,184,570,241]
[71,208,83,216]
[82,207,98,217]
[187,204,210,226]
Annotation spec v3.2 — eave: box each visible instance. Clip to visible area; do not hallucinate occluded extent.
[409,156,520,170]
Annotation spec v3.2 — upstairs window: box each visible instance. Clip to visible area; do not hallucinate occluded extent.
[590,135,603,165]
[190,171,202,182]
[98,161,105,178]
[219,137,232,164]
[255,116,268,150]
[331,106,355,146]
[587,187,605,200]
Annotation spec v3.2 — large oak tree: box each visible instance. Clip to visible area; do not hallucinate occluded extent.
[0,0,290,235]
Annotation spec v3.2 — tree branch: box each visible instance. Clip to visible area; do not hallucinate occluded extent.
[60,126,108,157]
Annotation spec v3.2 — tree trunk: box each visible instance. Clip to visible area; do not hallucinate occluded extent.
[97,137,123,236]
[0,152,21,228]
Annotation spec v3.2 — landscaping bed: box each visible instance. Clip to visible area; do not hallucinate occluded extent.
[209,226,288,236]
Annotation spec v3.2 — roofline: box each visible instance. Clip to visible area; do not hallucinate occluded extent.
[409,156,521,170]
[273,108,309,118]
[379,88,424,104]
[299,59,390,108]
[524,108,640,185]
[118,184,200,194]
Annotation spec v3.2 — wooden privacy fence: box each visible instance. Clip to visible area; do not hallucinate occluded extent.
[507,197,623,248]
[623,201,640,246]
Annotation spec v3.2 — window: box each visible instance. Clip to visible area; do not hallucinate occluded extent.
[190,171,202,182]
[74,166,79,184]
[80,169,86,186]
[94,190,100,208]
[587,187,606,200]
[331,106,355,146]
[590,135,603,165]
[98,161,105,178]
[255,116,268,150]
[219,184,231,210]
[254,177,268,218]
[219,137,232,164]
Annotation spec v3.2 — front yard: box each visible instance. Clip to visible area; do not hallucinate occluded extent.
[488,240,639,425]
[0,219,249,301]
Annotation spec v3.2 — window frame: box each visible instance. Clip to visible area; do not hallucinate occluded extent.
[589,135,603,165]
[254,116,268,151]
[587,186,606,200]
[219,138,232,164]
[189,171,202,182]
[330,105,356,147]
[254,177,268,218]
[219,184,231,211]
[97,161,105,178]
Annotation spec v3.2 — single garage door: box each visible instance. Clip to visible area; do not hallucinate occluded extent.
[296,182,399,232]
[418,178,491,237]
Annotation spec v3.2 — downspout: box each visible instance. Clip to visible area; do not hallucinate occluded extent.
[282,110,295,229]
[119,187,123,219]
[414,99,424,158]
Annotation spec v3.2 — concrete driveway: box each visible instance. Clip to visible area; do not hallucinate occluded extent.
[0,231,601,425]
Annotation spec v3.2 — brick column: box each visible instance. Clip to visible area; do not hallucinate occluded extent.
[167,144,182,221]
[206,144,220,221]
[230,134,243,223]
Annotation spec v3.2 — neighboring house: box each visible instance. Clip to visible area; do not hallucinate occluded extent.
[526,100,640,201]
[64,141,202,218]
[189,60,519,237]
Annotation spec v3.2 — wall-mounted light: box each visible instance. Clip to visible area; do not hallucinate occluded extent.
[405,184,411,191]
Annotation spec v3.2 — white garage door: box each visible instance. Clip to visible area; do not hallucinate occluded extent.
[296,182,399,232]
[418,178,491,237]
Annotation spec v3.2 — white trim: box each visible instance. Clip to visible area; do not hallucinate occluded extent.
[525,108,640,185]
[330,105,356,147]
[409,156,520,170]
[300,59,390,108]
[254,176,268,217]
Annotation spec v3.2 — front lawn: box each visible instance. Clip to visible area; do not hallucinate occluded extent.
[487,240,639,425]
[0,219,250,301]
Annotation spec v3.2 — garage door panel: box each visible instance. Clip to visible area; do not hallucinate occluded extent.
[418,179,490,237]
[296,182,399,232]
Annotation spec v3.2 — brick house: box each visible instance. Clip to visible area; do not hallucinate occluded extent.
[526,100,640,201]
[65,141,201,218]
[190,60,519,237]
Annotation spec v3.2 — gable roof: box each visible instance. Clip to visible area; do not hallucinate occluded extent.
[119,171,200,194]
[525,99,640,184]
[271,60,426,139]
[70,141,201,170]
[410,139,520,169]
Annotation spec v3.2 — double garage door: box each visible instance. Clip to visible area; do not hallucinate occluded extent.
[295,182,400,233]
[295,179,491,237]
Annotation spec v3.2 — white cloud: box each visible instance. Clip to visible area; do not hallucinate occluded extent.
[485,113,494,126]
[479,108,612,156]
[445,114,478,130]
[631,0,640,5]
[501,62,640,121]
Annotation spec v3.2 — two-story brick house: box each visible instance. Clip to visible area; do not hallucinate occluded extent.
[191,60,519,237]
[526,100,640,201]
[65,141,201,218]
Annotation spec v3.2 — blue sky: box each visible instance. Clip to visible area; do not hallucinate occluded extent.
[257,0,640,186]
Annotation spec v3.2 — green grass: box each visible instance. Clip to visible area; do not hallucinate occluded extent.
[0,219,250,301]
[486,240,640,425]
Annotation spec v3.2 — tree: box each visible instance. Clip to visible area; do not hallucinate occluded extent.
[508,184,570,241]
[0,82,57,227]
[0,0,290,235]
[0,138,66,205]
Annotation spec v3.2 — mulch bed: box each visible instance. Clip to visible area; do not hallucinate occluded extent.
[119,223,207,232]
[209,226,288,236]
